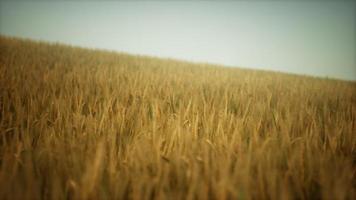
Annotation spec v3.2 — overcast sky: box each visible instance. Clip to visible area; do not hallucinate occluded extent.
[1,1,355,80]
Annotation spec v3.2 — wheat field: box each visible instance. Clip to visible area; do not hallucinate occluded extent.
[0,36,355,200]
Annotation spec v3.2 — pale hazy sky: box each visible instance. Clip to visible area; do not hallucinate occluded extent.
[1,1,355,80]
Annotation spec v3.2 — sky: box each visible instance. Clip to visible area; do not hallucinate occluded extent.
[0,1,355,81]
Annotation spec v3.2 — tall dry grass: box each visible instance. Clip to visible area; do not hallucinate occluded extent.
[0,36,355,200]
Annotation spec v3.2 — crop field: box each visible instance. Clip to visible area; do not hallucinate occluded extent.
[0,36,355,200]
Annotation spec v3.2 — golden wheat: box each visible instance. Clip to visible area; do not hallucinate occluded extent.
[0,36,355,200]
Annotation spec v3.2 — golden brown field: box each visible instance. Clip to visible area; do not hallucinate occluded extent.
[0,36,355,200]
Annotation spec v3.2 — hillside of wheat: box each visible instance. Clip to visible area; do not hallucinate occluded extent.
[0,36,355,200]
